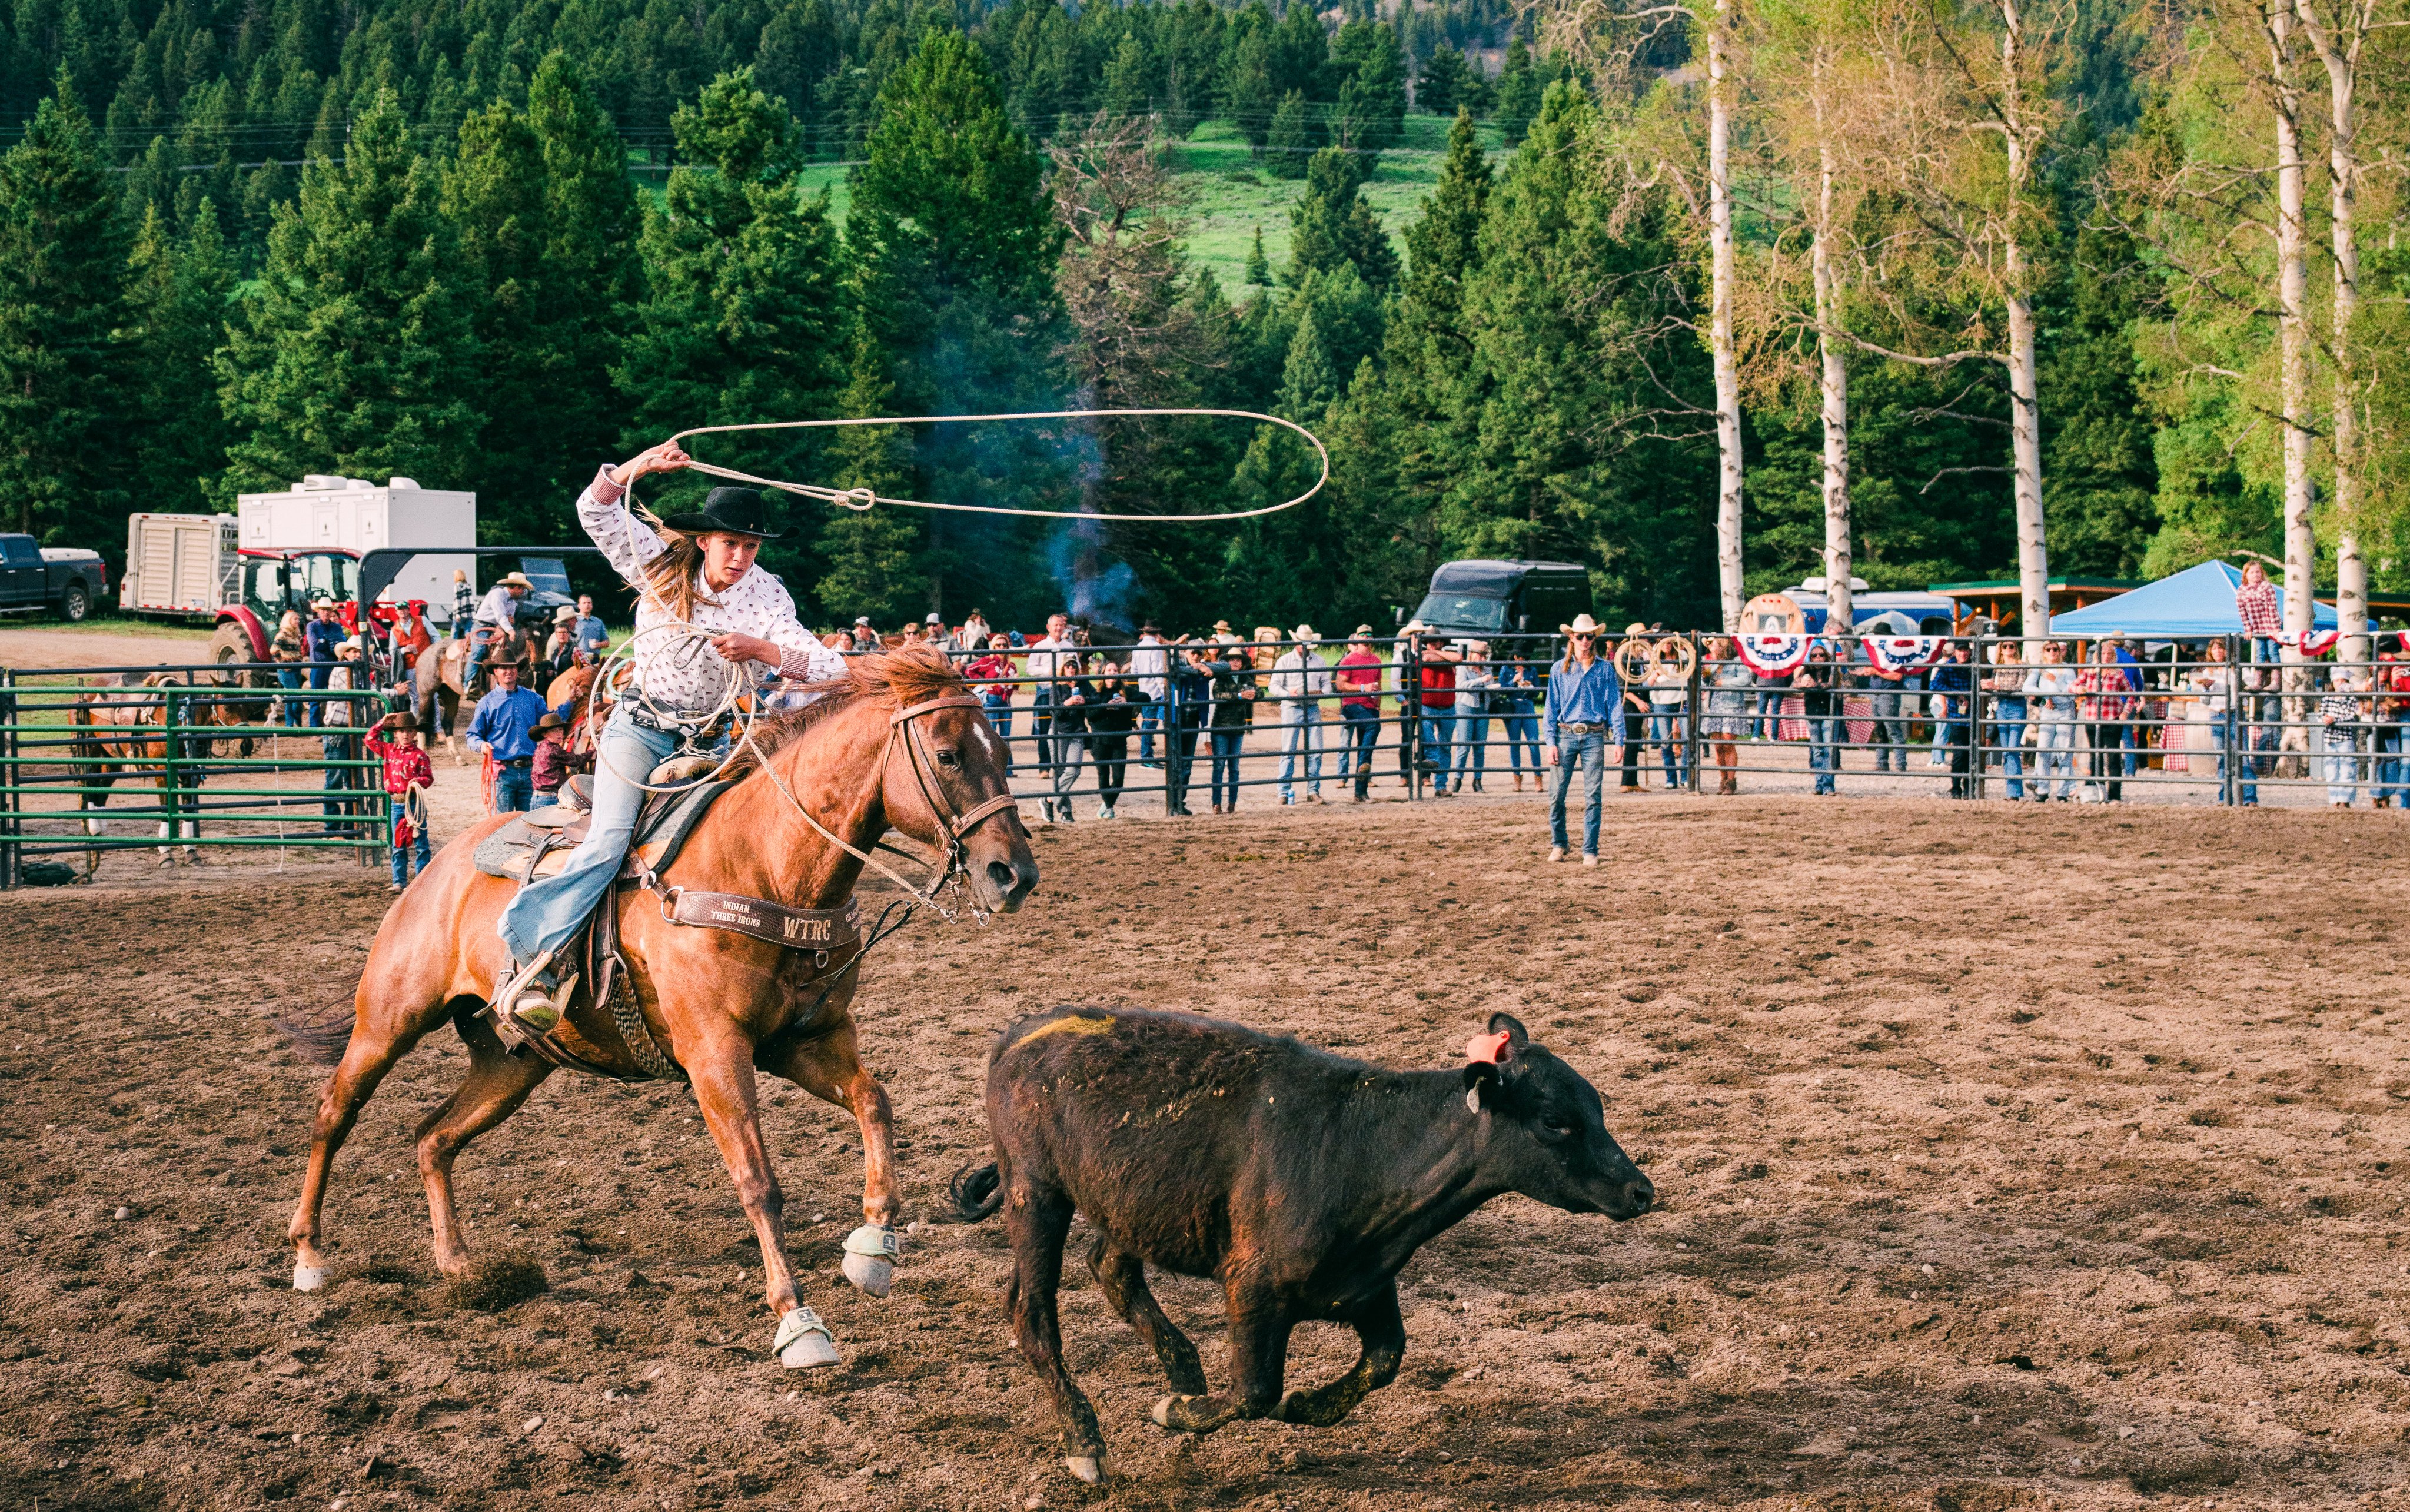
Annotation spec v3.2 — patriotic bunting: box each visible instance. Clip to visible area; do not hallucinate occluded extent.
[1733,634,1811,676]
[1861,636,1946,675]
[2287,628,2341,656]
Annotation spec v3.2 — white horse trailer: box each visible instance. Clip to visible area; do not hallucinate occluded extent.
[237,476,476,620]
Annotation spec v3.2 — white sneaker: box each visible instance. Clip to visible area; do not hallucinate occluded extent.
[1281,794,1295,805]
[1096,803,1115,819]
[1548,845,1567,863]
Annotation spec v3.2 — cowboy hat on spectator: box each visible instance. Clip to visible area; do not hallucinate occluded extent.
[1561,614,1607,636]
[494,571,534,590]
[1291,624,1319,643]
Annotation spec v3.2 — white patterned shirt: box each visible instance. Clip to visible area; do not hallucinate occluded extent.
[579,467,849,716]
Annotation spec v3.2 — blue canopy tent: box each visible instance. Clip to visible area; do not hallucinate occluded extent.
[2045,560,2344,639]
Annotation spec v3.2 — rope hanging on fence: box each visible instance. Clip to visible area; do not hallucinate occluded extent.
[657,408,1329,523]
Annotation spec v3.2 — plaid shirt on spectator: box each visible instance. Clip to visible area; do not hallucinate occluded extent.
[2236,579,2283,639]
[2075,664,2135,722]
[2319,691,2364,728]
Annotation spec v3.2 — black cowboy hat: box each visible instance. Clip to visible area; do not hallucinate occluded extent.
[661,486,783,540]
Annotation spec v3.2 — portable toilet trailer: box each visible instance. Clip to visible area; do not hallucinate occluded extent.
[236,476,476,619]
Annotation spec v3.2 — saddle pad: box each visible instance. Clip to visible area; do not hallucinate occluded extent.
[471,780,732,882]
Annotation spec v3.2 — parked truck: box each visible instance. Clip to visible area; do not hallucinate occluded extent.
[0,533,109,621]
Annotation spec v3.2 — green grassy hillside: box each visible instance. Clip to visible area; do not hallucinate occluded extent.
[754,114,1509,298]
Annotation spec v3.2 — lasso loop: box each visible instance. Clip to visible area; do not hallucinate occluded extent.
[659,408,1329,523]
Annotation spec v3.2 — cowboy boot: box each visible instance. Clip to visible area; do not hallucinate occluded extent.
[490,949,579,1045]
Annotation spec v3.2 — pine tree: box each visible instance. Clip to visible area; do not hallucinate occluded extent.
[1275,310,1342,420]
[218,87,482,500]
[1417,47,1474,118]
[125,199,234,513]
[0,71,130,540]
[1287,145,1398,290]
[816,335,928,623]
[1330,20,1405,154]
[1245,223,1271,287]
[1102,32,1152,122]
[1494,38,1543,145]
[1264,89,1314,180]
[617,69,849,564]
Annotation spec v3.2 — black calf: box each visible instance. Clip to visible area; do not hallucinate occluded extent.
[949,1006,1654,1480]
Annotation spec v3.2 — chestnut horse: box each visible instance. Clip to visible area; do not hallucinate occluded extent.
[279,647,1038,1365]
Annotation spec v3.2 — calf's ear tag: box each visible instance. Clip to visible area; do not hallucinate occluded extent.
[1465,1031,1512,1065]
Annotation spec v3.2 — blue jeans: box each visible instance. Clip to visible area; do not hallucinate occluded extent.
[2325,728,2361,805]
[1502,696,1540,771]
[305,662,331,727]
[1340,703,1379,793]
[491,763,533,814]
[460,627,499,692]
[278,666,304,726]
[1279,705,1322,797]
[2220,707,2257,805]
[531,789,559,809]
[1209,726,1244,808]
[321,734,353,824]
[1452,703,1488,786]
[1136,696,1160,762]
[1164,701,1202,811]
[982,693,1014,773]
[1993,699,2027,799]
[1031,690,1056,772]
[1549,729,1608,855]
[496,709,680,963]
[1809,716,1838,795]
[1650,707,1686,786]
[2377,725,2404,805]
[1421,709,1456,788]
[390,796,431,885]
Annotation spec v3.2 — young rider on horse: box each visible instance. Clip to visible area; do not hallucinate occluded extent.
[491,440,850,1034]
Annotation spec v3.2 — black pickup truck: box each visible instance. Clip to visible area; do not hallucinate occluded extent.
[0,533,108,622]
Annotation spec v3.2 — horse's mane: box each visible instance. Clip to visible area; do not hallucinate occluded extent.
[722,644,968,779]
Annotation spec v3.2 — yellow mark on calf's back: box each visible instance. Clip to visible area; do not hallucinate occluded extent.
[1016,1013,1117,1049]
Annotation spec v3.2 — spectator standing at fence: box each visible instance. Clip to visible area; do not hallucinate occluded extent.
[2189,640,2255,807]
[571,594,609,661]
[540,606,580,682]
[467,659,547,813]
[303,596,345,727]
[1203,642,1255,813]
[1449,639,1495,795]
[1617,624,1651,793]
[365,711,434,892]
[450,569,474,636]
[1498,642,1541,790]
[1701,638,1751,794]
[1797,644,1840,796]
[2235,560,2282,665]
[967,634,1017,775]
[1544,615,1620,865]
[1164,643,1208,816]
[388,599,434,679]
[2321,670,2366,807]
[1042,654,1090,825]
[1131,624,1168,766]
[1335,627,1384,801]
[1085,664,1136,819]
[1026,612,1074,777]
[2025,642,2081,802]
[1271,626,1331,803]
[1416,632,1464,794]
[1985,642,2029,801]
[1863,650,1912,773]
[271,609,307,727]
[2374,643,2410,808]
[2076,642,2135,803]
[1929,642,1975,797]
[319,636,368,830]
[959,608,990,653]
[1644,647,1688,790]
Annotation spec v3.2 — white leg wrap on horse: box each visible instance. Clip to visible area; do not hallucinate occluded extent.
[840,1224,899,1297]
[292,1262,328,1293]
[773,1306,839,1370]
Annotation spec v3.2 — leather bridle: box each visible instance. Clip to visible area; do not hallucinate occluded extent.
[753,690,1020,920]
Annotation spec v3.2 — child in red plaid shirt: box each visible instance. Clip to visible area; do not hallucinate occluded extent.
[366,711,436,891]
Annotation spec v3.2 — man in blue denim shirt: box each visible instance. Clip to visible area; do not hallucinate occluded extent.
[1543,615,1622,866]
[466,661,550,813]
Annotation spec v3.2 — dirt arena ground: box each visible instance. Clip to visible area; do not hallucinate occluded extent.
[3,796,2406,1511]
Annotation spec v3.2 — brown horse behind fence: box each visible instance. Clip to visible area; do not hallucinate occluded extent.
[70,673,259,872]
[277,647,1037,1368]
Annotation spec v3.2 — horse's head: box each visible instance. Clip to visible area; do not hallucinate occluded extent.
[853,648,1038,913]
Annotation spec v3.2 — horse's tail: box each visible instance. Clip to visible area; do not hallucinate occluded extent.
[946,1162,1004,1223]
[274,1006,357,1068]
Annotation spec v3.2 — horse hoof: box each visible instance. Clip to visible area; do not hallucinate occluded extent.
[1273,1388,1304,1423]
[1064,1454,1108,1483]
[840,1252,892,1297]
[292,1262,328,1292]
[779,1334,840,1370]
[1151,1394,1195,1429]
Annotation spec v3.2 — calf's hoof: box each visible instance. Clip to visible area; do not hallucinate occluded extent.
[773,1307,840,1370]
[1151,1394,1208,1431]
[292,1262,328,1293]
[1063,1453,1109,1483]
[840,1224,899,1298]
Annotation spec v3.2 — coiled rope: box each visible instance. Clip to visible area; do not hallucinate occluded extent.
[660,408,1329,521]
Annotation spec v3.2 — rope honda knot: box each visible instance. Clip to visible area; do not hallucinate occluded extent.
[839,487,877,513]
